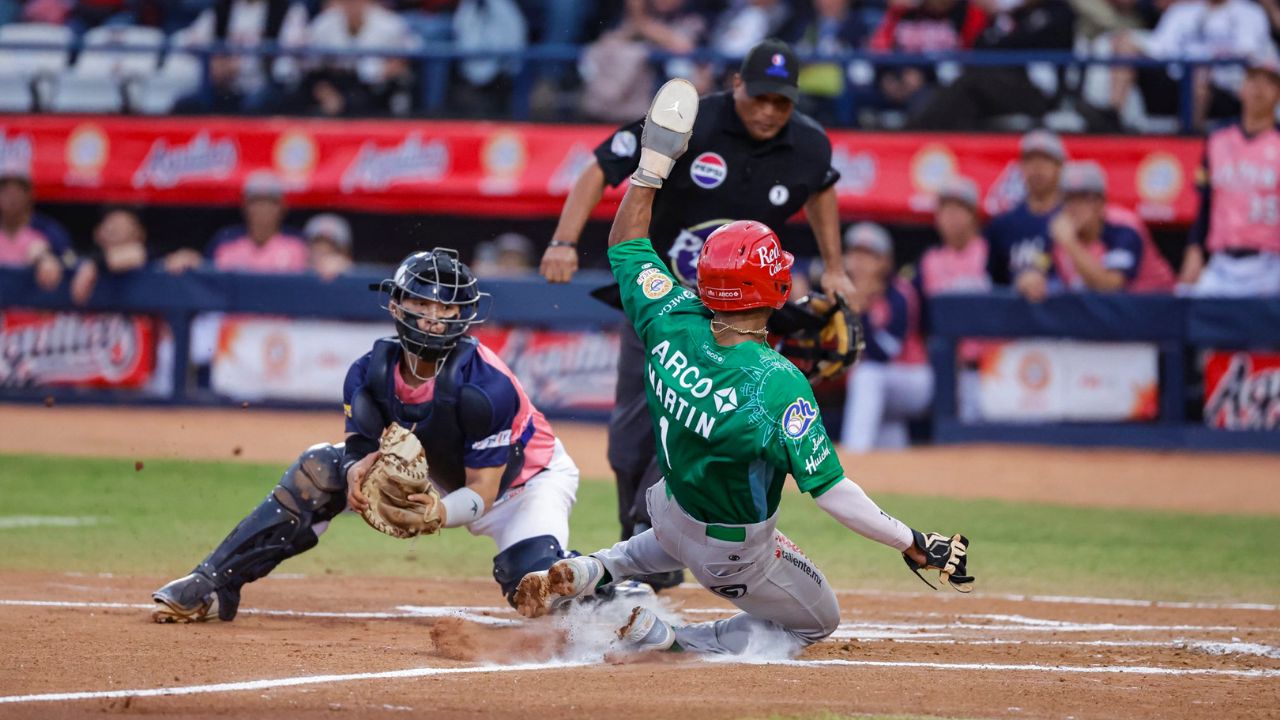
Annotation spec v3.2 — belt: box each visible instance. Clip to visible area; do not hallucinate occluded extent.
[1221,248,1261,258]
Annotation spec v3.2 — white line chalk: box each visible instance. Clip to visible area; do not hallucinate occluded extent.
[0,661,591,705]
[776,658,1280,678]
[0,516,98,529]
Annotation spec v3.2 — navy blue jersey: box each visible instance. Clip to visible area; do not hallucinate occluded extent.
[983,200,1058,285]
[342,337,557,494]
[1053,222,1144,289]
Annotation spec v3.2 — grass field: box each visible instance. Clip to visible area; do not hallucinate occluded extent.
[1,453,1275,603]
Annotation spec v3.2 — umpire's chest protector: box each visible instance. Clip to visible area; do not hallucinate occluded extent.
[349,337,525,495]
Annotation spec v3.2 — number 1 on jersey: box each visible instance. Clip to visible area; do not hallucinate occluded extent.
[658,416,672,468]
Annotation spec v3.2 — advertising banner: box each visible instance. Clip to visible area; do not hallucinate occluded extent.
[977,340,1159,422]
[1203,351,1280,431]
[210,317,619,412]
[4,116,1202,225]
[0,310,156,388]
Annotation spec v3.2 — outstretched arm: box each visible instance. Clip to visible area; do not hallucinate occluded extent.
[608,185,660,248]
[607,79,700,249]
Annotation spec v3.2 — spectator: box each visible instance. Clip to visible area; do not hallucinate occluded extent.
[839,222,933,452]
[451,0,527,117]
[1106,0,1273,130]
[173,0,310,115]
[21,0,136,32]
[712,0,791,57]
[1182,54,1280,296]
[985,130,1065,292]
[920,176,991,296]
[869,0,987,114]
[69,208,149,305]
[579,0,709,121]
[473,231,534,276]
[303,212,353,280]
[791,0,868,123]
[289,0,421,117]
[907,0,1076,130]
[1043,161,1146,293]
[0,167,70,292]
[165,171,307,273]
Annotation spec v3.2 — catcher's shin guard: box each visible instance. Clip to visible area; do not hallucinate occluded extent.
[494,534,572,611]
[154,443,346,622]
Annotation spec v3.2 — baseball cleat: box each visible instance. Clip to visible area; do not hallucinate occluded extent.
[151,573,219,623]
[616,606,677,651]
[513,555,606,618]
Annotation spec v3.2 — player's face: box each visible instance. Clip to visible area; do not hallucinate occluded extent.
[1021,154,1061,198]
[244,197,284,239]
[395,296,461,335]
[935,200,976,247]
[844,247,890,285]
[732,77,794,141]
[1241,70,1280,117]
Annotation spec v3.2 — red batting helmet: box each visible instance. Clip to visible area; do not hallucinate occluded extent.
[697,220,793,312]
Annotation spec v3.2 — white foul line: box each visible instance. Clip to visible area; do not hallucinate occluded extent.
[0,599,513,624]
[0,661,591,705]
[776,659,1280,678]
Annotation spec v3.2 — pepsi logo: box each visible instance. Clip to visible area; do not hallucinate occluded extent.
[772,53,785,66]
[690,152,727,189]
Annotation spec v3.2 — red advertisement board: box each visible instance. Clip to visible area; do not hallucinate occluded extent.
[0,310,157,388]
[471,326,618,412]
[2,116,1202,225]
[1203,351,1280,430]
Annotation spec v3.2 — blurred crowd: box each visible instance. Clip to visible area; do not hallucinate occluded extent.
[2,0,1280,130]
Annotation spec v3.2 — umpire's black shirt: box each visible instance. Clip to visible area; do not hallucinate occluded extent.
[594,91,840,287]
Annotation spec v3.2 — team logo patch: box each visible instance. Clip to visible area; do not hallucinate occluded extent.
[640,271,674,299]
[690,152,727,189]
[782,397,818,438]
[611,130,637,158]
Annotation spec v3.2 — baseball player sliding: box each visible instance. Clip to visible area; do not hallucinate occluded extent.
[513,80,974,655]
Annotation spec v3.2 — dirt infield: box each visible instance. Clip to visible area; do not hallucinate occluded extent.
[6,404,1280,515]
[1,572,1277,719]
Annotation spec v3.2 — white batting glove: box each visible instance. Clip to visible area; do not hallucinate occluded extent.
[631,79,700,190]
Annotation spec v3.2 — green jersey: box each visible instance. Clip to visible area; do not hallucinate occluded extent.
[609,238,844,525]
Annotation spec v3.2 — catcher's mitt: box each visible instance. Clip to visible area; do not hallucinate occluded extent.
[358,425,443,539]
[903,531,974,593]
[770,293,865,384]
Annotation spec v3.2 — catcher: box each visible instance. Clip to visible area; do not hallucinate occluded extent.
[514,80,974,656]
[152,248,597,622]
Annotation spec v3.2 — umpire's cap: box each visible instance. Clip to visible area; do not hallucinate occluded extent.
[740,39,800,103]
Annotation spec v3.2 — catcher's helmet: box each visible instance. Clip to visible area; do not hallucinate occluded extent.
[373,248,489,358]
[697,220,793,312]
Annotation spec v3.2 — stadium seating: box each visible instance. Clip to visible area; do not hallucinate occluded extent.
[48,25,163,113]
[0,23,72,112]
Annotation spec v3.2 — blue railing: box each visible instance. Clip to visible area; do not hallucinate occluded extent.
[0,36,1255,131]
[2,268,1277,450]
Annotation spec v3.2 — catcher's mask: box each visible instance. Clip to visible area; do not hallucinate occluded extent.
[372,248,490,363]
[697,220,794,312]
[770,293,865,383]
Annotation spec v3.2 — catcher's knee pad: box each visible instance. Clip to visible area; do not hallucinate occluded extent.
[194,443,342,602]
[492,535,571,607]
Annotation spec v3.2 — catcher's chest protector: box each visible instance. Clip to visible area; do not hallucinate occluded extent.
[356,338,525,495]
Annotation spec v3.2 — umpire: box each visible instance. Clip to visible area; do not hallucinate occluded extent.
[540,39,854,589]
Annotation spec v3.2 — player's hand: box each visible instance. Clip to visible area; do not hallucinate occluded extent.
[69,262,97,305]
[164,248,204,274]
[1179,243,1204,286]
[820,267,859,311]
[34,253,63,291]
[1015,270,1049,303]
[1049,212,1076,246]
[345,451,381,513]
[540,242,579,283]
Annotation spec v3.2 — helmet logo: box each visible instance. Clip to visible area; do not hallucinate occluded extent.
[754,242,787,276]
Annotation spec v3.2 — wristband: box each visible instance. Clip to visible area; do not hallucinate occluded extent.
[442,487,486,528]
[548,240,577,248]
